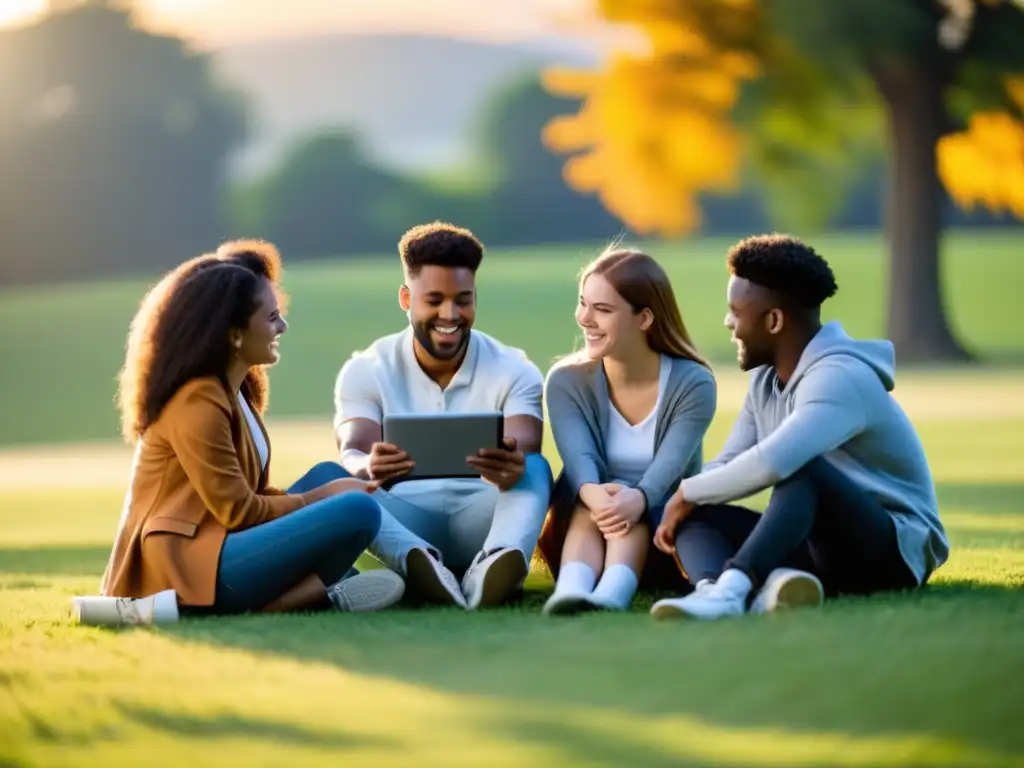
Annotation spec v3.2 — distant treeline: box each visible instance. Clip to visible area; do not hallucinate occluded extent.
[0,3,1013,287]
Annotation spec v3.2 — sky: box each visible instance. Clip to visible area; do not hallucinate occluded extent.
[0,0,611,47]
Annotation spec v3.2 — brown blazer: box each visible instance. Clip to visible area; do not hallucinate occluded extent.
[100,376,307,606]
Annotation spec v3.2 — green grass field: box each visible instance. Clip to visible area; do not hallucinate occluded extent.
[1,230,1022,447]
[2,231,1023,767]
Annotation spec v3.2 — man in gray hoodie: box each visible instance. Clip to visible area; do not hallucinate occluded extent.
[650,234,949,620]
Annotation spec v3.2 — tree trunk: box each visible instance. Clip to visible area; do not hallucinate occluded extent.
[874,59,970,363]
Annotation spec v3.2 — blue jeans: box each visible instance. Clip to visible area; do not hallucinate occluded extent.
[364,453,553,577]
[209,462,382,614]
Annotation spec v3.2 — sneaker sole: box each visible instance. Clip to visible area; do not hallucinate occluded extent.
[406,549,467,608]
[543,593,597,616]
[470,549,528,609]
[772,575,823,611]
[650,602,696,620]
[333,570,406,613]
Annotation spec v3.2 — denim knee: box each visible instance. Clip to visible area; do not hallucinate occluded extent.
[320,491,383,542]
[309,461,351,482]
[782,457,832,487]
[673,506,723,553]
[772,460,825,498]
[518,453,554,492]
[677,505,719,530]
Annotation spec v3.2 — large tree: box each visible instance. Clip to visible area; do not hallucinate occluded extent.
[0,0,248,285]
[542,0,1024,361]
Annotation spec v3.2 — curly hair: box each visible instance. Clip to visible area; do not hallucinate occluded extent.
[215,239,288,314]
[726,234,838,309]
[117,240,287,442]
[398,221,483,276]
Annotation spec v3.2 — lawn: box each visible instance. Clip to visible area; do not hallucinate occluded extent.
[1,231,1023,766]
[1,229,1022,447]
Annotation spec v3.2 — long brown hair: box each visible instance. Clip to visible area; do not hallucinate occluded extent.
[117,240,287,443]
[579,245,711,369]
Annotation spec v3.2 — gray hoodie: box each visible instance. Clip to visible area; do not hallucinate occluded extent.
[679,321,949,585]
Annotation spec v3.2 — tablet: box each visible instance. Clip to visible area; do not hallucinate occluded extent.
[382,411,504,483]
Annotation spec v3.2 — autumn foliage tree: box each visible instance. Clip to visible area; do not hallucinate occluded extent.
[543,0,1024,361]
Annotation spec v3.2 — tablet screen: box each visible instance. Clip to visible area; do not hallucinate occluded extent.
[382,411,504,483]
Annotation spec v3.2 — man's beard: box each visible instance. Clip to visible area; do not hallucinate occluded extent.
[412,322,470,362]
[737,341,771,371]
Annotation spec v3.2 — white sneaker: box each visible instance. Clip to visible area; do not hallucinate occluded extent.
[749,568,823,615]
[462,547,528,610]
[650,569,751,620]
[542,590,597,616]
[405,547,468,609]
[72,589,180,627]
[327,569,406,612]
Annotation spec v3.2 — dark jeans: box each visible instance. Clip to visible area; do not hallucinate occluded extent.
[674,457,916,597]
[209,461,381,614]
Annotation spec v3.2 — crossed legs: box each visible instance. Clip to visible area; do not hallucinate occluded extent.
[653,457,917,620]
[367,453,553,609]
[205,462,403,615]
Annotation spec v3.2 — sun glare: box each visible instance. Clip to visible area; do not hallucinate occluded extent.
[0,0,47,28]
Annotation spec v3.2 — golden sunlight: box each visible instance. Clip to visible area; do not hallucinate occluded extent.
[0,0,46,28]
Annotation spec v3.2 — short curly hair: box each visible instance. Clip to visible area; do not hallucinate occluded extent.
[398,221,483,276]
[726,234,838,309]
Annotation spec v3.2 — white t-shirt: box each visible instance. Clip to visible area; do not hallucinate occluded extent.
[237,392,269,472]
[333,327,544,504]
[604,355,669,487]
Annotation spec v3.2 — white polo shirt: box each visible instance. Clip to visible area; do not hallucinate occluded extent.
[333,327,544,504]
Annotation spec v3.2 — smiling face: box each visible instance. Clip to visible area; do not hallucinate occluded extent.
[724,275,778,371]
[575,273,651,360]
[400,264,476,362]
[236,277,288,367]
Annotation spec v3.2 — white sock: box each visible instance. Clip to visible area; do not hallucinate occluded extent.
[555,561,597,595]
[591,564,639,609]
[715,568,753,597]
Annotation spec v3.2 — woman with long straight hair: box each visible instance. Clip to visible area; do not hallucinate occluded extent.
[538,246,717,614]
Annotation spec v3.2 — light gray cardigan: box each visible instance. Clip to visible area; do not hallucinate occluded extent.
[544,354,717,510]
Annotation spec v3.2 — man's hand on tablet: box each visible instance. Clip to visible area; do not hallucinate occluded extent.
[367,442,415,482]
[467,437,525,492]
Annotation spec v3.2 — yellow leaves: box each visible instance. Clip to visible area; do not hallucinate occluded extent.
[542,113,593,155]
[543,54,747,236]
[1007,76,1024,109]
[541,67,599,100]
[643,18,714,58]
[938,77,1024,219]
[541,2,758,236]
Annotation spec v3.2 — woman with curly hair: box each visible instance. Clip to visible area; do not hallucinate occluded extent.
[96,240,405,621]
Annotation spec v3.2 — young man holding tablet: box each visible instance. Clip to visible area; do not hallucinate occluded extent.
[333,222,552,610]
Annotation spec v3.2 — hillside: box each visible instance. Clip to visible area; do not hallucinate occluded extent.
[210,33,599,177]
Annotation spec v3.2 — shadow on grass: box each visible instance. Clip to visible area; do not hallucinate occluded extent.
[150,578,1024,765]
[7,481,1023,763]
[11,696,392,751]
[112,702,396,749]
[492,718,713,768]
